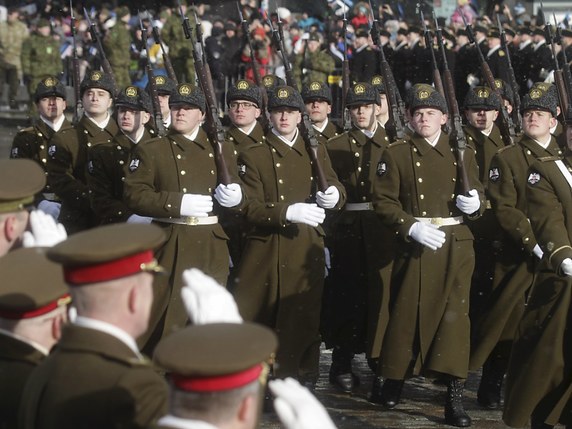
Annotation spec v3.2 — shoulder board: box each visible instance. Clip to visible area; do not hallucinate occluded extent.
[538,155,562,162]
[388,140,408,148]
[18,126,34,133]
[497,144,516,154]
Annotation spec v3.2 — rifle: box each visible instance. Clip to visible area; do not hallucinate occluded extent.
[461,11,514,145]
[152,26,178,84]
[554,13,572,121]
[266,9,329,192]
[368,0,406,142]
[177,0,231,185]
[434,12,470,195]
[340,8,351,131]
[69,1,82,124]
[237,2,270,131]
[420,10,445,101]
[139,18,166,137]
[496,15,522,134]
[83,8,117,93]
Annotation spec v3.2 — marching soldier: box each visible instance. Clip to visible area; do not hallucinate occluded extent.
[146,74,176,129]
[370,75,390,127]
[0,7,29,110]
[485,29,510,84]
[350,27,379,85]
[46,71,119,234]
[160,2,196,82]
[513,27,534,96]
[225,79,265,153]
[529,28,553,85]
[392,28,410,98]
[373,84,484,427]
[10,76,72,219]
[87,86,154,225]
[19,224,169,429]
[123,83,244,354]
[293,32,335,89]
[503,84,569,429]
[301,81,341,145]
[20,18,62,99]
[102,6,132,88]
[322,82,393,395]
[0,248,70,428]
[233,85,346,388]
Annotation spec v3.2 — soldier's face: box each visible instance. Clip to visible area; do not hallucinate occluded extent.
[307,40,320,52]
[465,108,499,132]
[350,103,379,131]
[410,108,448,140]
[83,89,112,116]
[171,105,205,135]
[228,99,261,128]
[37,96,66,122]
[305,100,331,124]
[269,108,301,137]
[118,107,150,135]
[158,94,170,118]
[523,110,556,141]
[379,94,388,117]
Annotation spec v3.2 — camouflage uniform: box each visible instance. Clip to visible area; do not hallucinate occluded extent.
[102,9,132,89]
[293,34,335,89]
[160,10,196,83]
[21,28,62,98]
[0,15,29,106]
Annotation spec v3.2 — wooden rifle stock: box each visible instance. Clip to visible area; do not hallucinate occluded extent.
[340,10,351,131]
[84,8,117,93]
[152,26,178,84]
[69,1,82,125]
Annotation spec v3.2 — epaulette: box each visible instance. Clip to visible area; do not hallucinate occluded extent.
[538,155,562,162]
[497,144,516,154]
[18,126,34,133]
[388,139,408,148]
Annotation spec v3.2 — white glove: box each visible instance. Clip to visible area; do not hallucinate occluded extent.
[181,268,243,324]
[127,214,153,224]
[37,200,61,220]
[22,210,67,248]
[409,221,446,250]
[532,244,544,260]
[324,247,331,277]
[467,73,480,87]
[561,258,572,276]
[456,189,481,214]
[286,203,325,227]
[316,186,340,209]
[180,194,213,217]
[214,183,242,208]
[269,378,337,429]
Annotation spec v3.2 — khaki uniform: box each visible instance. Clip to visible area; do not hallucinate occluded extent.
[322,125,394,361]
[19,325,168,429]
[293,49,335,89]
[470,136,561,370]
[21,33,62,96]
[160,12,196,82]
[314,119,341,145]
[103,23,131,88]
[0,334,45,429]
[46,115,119,234]
[503,152,572,427]
[233,131,346,382]
[373,132,484,379]
[123,129,239,351]
[87,130,155,225]
[10,119,73,200]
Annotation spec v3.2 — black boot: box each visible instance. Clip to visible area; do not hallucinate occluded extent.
[329,347,359,393]
[477,359,504,409]
[445,378,472,427]
[369,376,384,404]
[379,378,404,408]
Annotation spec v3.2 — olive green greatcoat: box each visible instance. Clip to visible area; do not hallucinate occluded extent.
[313,119,342,145]
[103,23,131,89]
[469,136,562,370]
[233,131,346,382]
[123,129,240,350]
[226,122,265,154]
[10,118,73,199]
[20,33,62,94]
[0,333,45,429]
[46,115,119,234]
[503,153,572,427]
[322,125,394,359]
[19,325,168,429]
[87,130,155,225]
[373,132,484,380]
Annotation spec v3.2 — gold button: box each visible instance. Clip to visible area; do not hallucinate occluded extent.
[183,187,187,192]
[84,130,88,134]
[452,178,456,182]
[418,178,423,183]
[524,237,530,242]
[416,162,421,167]
[167,204,172,208]
[40,145,44,149]
[421,211,427,216]
[413,147,418,152]
[278,179,283,184]
[209,153,214,158]
[177,154,182,159]
[117,145,121,150]
[42,158,47,163]
[360,181,365,186]
[208,187,212,192]
[451,194,455,198]
[272,148,277,152]
[181,170,186,175]
[351,139,356,144]
[87,142,92,147]
[526,150,531,155]
[280,195,284,200]
[357,167,362,172]
[119,160,124,165]
[276,163,281,167]
[384,136,388,141]
[354,152,360,157]
[362,196,367,201]
[420,194,424,199]
[211,170,215,175]
[38,132,43,137]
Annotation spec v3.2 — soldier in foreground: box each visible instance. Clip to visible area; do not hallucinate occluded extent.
[10,76,72,220]
[19,223,169,429]
[373,84,484,427]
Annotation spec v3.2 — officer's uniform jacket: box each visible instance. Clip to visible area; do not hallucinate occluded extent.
[124,128,241,346]
[47,114,119,234]
[233,130,345,381]
[373,131,485,380]
[10,118,73,201]
[313,119,341,145]
[225,121,265,154]
[87,129,155,225]
[0,333,45,429]
[323,125,394,359]
[19,325,168,429]
[503,151,572,427]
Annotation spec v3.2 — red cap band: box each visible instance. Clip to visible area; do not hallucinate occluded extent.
[0,294,71,320]
[171,364,263,392]
[64,250,154,285]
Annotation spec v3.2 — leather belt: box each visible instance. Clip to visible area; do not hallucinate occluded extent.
[42,193,61,202]
[414,216,463,226]
[154,215,219,226]
[345,202,373,211]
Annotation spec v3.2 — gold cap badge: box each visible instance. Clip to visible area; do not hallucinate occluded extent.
[179,84,192,95]
[237,80,250,90]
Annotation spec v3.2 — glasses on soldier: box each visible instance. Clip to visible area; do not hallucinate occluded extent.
[229,102,257,111]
